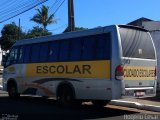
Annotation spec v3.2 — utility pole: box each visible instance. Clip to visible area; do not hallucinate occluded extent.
[68,0,75,32]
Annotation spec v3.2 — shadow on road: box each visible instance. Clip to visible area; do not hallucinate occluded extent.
[0,96,138,120]
[140,92,160,102]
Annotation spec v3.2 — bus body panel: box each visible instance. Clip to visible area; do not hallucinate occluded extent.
[121,58,156,98]
[105,26,123,99]
[4,64,113,100]
[3,64,25,93]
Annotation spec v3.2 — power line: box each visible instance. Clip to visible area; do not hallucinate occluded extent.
[53,0,66,15]
[49,0,60,12]
[0,0,67,34]
[0,0,47,23]
[48,24,67,31]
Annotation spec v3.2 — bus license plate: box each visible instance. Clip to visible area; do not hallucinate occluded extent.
[135,91,145,96]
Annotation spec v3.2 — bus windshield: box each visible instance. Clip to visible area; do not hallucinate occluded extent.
[119,27,155,59]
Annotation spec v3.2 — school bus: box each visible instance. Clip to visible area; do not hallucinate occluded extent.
[2,25,157,106]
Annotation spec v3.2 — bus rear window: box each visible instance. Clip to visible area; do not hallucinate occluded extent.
[119,27,155,59]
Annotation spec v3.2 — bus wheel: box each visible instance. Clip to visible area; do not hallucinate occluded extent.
[8,83,20,99]
[58,86,74,106]
[92,100,110,107]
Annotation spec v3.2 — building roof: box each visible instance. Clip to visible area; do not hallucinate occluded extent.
[127,17,160,31]
[127,17,153,26]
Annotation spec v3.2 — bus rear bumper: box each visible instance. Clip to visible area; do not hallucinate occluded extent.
[121,87,156,99]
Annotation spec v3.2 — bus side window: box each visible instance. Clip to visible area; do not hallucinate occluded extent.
[17,46,25,63]
[95,33,111,60]
[30,44,40,63]
[82,36,96,60]
[23,46,31,63]
[49,41,59,62]
[103,33,111,59]
[5,47,19,66]
[59,40,70,61]
[39,42,49,62]
[70,38,82,61]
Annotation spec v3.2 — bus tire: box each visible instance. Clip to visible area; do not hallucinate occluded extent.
[92,100,110,107]
[58,86,74,106]
[8,82,20,99]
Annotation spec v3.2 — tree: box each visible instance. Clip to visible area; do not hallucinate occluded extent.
[25,26,52,38]
[0,22,25,51]
[74,27,88,31]
[31,5,56,31]
[63,27,88,33]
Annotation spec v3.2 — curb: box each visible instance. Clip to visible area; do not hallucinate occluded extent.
[110,100,160,112]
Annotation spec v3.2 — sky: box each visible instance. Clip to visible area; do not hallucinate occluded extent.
[0,0,160,35]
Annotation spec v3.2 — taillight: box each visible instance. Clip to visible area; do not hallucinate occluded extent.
[115,65,124,80]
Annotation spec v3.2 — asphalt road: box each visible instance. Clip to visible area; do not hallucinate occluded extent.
[0,90,159,120]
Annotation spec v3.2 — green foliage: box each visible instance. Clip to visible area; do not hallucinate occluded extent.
[31,5,57,30]
[25,26,52,39]
[0,22,24,51]
[75,27,88,31]
[0,23,52,51]
[63,27,88,33]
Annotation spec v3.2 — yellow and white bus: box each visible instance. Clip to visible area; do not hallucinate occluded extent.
[2,25,157,106]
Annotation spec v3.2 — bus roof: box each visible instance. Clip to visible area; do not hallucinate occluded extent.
[14,26,110,46]
[13,25,148,46]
